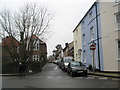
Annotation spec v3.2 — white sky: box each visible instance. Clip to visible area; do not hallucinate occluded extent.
[0,0,96,56]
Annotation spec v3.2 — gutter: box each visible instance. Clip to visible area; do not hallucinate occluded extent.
[95,2,101,71]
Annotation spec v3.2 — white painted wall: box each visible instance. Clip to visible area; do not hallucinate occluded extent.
[73,24,82,61]
[99,2,119,71]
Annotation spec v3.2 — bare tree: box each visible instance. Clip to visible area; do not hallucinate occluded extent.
[0,3,53,63]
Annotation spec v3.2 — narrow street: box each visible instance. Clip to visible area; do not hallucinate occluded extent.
[2,63,119,88]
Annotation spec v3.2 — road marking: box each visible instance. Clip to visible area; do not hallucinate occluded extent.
[47,76,53,78]
[112,78,119,80]
[85,77,94,79]
[98,77,108,80]
[75,77,83,79]
[54,67,58,70]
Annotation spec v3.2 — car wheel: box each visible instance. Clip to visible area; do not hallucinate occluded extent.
[83,72,87,77]
[70,71,74,77]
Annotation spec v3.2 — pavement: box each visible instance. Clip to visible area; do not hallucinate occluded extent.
[87,71,120,79]
[0,70,120,79]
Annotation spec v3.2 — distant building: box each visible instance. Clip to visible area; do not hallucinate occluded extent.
[1,36,20,62]
[29,35,47,62]
[73,1,120,72]
[73,24,82,61]
[1,35,47,62]
[63,41,74,58]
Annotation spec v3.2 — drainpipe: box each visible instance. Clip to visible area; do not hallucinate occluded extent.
[95,3,101,71]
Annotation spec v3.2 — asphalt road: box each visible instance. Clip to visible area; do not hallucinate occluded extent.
[2,63,119,88]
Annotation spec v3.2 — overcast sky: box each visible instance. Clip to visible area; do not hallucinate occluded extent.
[0,0,96,56]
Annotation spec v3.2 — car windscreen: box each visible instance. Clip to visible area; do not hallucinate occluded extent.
[64,59,73,63]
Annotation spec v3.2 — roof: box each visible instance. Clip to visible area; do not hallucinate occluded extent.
[2,36,19,47]
[73,2,97,32]
[63,41,74,52]
[28,35,46,44]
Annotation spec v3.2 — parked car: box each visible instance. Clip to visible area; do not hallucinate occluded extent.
[57,59,62,65]
[67,61,87,77]
[52,60,58,64]
[58,59,62,69]
[60,56,74,71]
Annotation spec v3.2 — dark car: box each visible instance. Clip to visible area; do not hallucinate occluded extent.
[60,56,74,71]
[67,61,87,77]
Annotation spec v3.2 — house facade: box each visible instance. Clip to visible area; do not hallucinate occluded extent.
[2,36,20,62]
[73,1,120,72]
[63,41,74,58]
[73,24,82,61]
[30,35,47,62]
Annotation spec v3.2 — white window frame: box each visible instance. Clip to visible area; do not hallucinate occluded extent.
[82,21,85,29]
[83,34,86,46]
[114,0,120,5]
[17,47,19,53]
[118,40,120,60]
[115,12,120,23]
[33,55,40,61]
[115,12,120,30]
[90,26,94,41]
[83,50,86,64]
[33,40,39,50]
[89,11,93,20]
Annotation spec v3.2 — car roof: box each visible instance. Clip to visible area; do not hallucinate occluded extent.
[70,61,81,63]
[64,56,73,59]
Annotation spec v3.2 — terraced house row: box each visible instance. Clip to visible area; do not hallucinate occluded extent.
[73,1,120,72]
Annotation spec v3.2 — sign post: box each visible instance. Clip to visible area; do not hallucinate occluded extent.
[90,43,96,72]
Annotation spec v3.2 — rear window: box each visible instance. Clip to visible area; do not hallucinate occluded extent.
[64,58,73,63]
[71,62,85,67]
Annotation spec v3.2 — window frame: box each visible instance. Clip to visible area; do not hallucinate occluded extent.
[33,55,40,61]
[90,26,94,41]
[114,0,120,5]
[118,40,120,59]
[115,12,120,23]
[83,34,86,45]
[33,40,40,50]
[89,11,93,20]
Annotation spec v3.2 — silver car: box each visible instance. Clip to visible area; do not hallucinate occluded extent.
[60,56,74,71]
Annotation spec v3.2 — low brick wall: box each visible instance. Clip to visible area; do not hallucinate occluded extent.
[2,59,47,74]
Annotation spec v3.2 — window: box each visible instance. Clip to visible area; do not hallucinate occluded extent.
[33,55,39,61]
[75,41,77,48]
[114,0,120,4]
[115,12,120,23]
[33,40,39,50]
[118,41,120,58]
[83,34,85,45]
[82,21,85,29]
[83,50,86,64]
[90,26,94,41]
[89,11,93,20]
[17,47,19,53]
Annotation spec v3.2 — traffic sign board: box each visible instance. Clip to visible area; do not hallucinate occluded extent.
[90,44,96,50]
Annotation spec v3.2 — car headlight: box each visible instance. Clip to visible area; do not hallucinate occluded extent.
[64,63,68,66]
[84,68,87,70]
[72,68,76,71]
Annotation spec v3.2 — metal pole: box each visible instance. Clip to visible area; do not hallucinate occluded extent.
[92,50,95,72]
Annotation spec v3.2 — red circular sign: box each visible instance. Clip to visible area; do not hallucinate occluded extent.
[90,44,96,50]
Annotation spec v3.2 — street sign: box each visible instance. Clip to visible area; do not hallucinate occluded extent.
[90,44,96,50]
